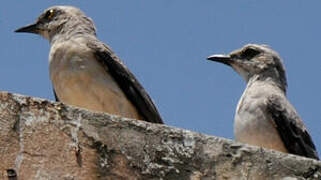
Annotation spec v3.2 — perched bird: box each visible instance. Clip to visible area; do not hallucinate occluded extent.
[207,44,319,160]
[15,6,163,124]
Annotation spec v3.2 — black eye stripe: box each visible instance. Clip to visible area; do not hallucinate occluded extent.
[44,9,55,19]
[241,48,260,60]
[45,10,51,18]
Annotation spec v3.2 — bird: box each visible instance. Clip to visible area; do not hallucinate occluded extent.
[15,6,163,124]
[207,44,319,160]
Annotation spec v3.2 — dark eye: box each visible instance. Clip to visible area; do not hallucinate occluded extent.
[44,9,55,20]
[241,48,260,60]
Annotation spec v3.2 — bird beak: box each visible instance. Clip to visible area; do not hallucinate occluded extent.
[15,22,40,34]
[207,54,233,66]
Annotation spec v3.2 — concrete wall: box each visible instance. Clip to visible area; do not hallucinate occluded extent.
[0,91,320,180]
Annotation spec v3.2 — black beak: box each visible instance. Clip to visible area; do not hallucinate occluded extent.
[207,54,233,66]
[15,22,40,34]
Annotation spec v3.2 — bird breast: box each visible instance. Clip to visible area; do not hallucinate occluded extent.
[48,40,141,119]
[234,82,288,152]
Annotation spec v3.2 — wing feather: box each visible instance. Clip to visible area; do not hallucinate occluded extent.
[266,95,319,160]
[87,41,163,124]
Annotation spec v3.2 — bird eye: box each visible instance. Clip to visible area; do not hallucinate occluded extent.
[44,9,55,20]
[241,48,260,60]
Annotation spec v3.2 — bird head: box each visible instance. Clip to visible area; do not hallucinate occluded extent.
[207,44,287,91]
[15,6,96,41]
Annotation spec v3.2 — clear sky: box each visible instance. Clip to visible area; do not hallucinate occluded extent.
[1,1,320,156]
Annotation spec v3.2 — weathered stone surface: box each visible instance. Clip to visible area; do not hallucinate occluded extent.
[0,91,320,180]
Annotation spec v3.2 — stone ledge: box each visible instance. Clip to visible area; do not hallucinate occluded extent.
[0,91,320,180]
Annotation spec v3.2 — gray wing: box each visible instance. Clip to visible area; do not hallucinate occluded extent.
[266,95,319,160]
[87,41,163,124]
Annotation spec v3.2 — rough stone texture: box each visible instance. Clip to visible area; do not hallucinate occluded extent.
[0,91,320,180]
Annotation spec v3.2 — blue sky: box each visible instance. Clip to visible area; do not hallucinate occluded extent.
[1,1,320,156]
